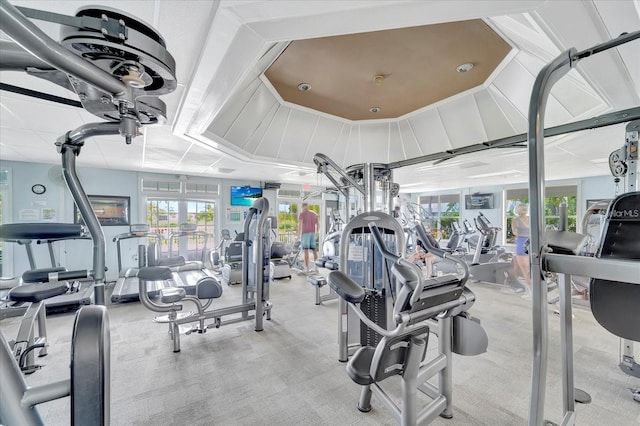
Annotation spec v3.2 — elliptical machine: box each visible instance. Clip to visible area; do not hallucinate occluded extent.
[316,209,344,270]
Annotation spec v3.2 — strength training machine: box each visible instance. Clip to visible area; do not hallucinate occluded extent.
[137,197,273,352]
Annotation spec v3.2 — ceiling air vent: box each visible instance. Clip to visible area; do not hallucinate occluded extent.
[278,189,303,199]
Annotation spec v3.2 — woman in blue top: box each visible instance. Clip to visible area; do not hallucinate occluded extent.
[512,203,531,296]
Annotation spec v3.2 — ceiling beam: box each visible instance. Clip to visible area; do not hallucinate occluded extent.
[388,106,640,169]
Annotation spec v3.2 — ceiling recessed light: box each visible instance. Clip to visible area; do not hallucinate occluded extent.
[456,63,474,73]
[370,107,381,113]
[297,83,311,91]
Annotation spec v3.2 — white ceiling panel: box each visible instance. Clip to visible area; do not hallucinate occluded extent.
[594,0,640,95]
[488,15,560,62]
[343,125,361,167]
[276,109,318,162]
[534,0,639,107]
[243,102,279,153]
[0,70,76,99]
[302,116,342,163]
[398,120,423,160]
[549,77,607,119]
[474,90,517,140]
[360,123,391,164]
[0,143,27,161]
[226,83,280,150]
[208,78,263,139]
[397,121,417,161]
[491,57,535,118]
[330,124,352,168]
[0,127,50,148]
[387,123,403,164]
[486,86,527,133]
[409,109,453,154]
[0,96,85,133]
[154,1,218,84]
[437,95,487,149]
[254,106,289,158]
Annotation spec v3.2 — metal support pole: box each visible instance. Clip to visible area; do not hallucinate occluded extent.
[527,48,575,426]
[363,163,376,212]
[59,122,121,306]
[439,316,453,419]
[61,150,105,305]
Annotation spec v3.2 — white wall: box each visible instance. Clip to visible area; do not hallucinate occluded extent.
[0,160,266,281]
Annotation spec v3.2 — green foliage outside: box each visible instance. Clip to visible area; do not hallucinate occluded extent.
[277,202,320,243]
[434,201,460,239]
[505,195,577,243]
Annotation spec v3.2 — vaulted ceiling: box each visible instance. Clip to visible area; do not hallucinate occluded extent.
[1,0,639,193]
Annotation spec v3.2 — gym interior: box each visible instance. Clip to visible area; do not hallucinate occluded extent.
[0,1,638,425]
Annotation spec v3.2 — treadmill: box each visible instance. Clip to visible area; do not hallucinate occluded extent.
[0,223,94,312]
[110,224,173,303]
[165,223,217,294]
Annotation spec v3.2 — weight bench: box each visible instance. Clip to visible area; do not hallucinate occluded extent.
[307,274,338,305]
[137,267,223,352]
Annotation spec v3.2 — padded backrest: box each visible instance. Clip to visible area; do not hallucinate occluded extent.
[590,192,640,341]
[226,242,243,262]
[271,242,287,259]
[370,325,429,382]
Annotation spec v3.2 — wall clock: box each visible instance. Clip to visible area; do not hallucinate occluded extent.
[31,184,46,195]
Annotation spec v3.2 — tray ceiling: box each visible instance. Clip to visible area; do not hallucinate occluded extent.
[264,19,511,120]
[1,0,639,193]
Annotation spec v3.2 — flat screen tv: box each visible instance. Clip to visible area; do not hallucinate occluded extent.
[230,186,263,206]
[465,193,494,210]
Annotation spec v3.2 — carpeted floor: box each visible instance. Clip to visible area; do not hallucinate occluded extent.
[2,270,639,425]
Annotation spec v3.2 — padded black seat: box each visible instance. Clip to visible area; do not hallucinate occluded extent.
[347,325,431,386]
[160,287,186,304]
[590,192,640,341]
[347,346,376,385]
[9,282,69,303]
[328,271,365,303]
[22,267,66,283]
[196,277,223,299]
[0,223,83,240]
[137,267,173,282]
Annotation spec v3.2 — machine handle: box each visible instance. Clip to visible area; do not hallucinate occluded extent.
[368,223,400,264]
[414,223,470,283]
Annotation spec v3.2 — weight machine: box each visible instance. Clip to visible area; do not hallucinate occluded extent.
[525,31,640,426]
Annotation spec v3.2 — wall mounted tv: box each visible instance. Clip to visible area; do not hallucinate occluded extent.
[465,193,494,210]
[230,186,263,206]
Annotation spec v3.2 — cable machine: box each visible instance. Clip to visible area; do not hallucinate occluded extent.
[525,31,640,426]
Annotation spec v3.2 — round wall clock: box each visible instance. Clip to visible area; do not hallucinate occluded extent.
[31,184,47,195]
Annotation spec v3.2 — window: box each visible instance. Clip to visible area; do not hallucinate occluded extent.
[278,202,298,244]
[278,190,320,244]
[146,198,216,261]
[142,176,219,260]
[147,198,180,253]
[418,193,460,239]
[504,185,577,244]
